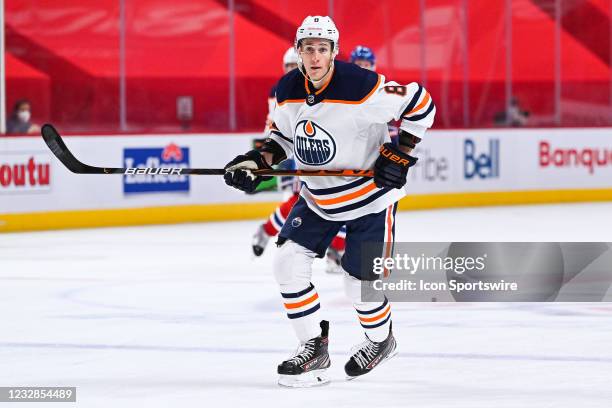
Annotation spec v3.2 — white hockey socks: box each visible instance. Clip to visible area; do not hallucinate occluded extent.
[344,273,391,342]
[274,240,321,342]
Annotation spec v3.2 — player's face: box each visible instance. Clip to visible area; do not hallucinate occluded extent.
[353,59,375,71]
[299,39,333,81]
[284,63,298,74]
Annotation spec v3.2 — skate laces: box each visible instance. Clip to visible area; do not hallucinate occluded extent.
[288,340,316,365]
[351,339,379,369]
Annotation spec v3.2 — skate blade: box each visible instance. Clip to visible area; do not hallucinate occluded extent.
[345,349,399,381]
[278,369,330,388]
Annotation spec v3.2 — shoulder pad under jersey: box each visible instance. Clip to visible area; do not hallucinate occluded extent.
[275,69,307,105]
[324,60,380,103]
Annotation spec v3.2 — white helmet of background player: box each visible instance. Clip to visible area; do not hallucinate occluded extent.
[294,16,339,82]
[282,47,299,73]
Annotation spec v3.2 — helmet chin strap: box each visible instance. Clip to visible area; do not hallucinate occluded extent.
[298,56,336,89]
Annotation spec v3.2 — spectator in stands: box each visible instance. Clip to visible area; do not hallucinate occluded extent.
[6,100,40,135]
[494,97,530,127]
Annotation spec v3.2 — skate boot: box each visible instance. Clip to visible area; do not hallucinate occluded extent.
[251,224,270,257]
[345,323,397,379]
[277,320,331,387]
[325,247,344,274]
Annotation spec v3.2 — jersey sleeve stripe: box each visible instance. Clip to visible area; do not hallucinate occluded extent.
[405,101,435,122]
[405,92,431,116]
[400,84,423,117]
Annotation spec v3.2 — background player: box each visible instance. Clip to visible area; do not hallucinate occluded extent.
[224,16,435,387]
[252,47,346,275]
[349,45,376,70]
[264,48,299,131]
[251,47,300,257]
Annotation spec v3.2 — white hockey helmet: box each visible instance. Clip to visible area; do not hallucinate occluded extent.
[294,16,339,55]
[282,47,298,66]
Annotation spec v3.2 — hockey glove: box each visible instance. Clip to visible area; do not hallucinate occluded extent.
[373,143,418,189]
[224,150,273,193]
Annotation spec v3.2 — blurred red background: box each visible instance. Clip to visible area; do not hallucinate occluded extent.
[4,0,612,132]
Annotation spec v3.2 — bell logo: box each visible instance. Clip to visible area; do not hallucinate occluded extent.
[464,139,500,179]
[294,120,336,166]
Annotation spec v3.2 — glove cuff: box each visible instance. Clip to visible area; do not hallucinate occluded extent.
[379,143,418,168]
[245,149,272,169]
[258,138,287,165]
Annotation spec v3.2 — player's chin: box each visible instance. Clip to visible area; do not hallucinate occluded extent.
[308,68,323,80]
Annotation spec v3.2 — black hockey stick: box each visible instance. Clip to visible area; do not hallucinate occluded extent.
[41,124,374,177]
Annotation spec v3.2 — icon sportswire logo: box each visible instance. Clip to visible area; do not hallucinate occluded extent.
[294,120,336,166]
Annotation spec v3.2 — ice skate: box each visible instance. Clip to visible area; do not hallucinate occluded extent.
[345,323,397,379]
[278,320,331,387]
[251,224,270,257]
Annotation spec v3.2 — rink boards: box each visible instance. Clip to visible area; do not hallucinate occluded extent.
[1,128,611,232]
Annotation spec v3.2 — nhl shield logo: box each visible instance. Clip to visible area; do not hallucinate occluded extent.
[294,120,336,166]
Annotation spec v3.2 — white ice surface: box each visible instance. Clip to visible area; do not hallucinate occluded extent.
[1,202,612,408]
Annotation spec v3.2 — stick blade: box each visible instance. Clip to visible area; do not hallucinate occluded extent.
[41,123,100,173]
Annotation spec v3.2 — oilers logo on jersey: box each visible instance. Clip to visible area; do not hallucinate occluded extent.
[294,120,336,166]
[270,61,435,221]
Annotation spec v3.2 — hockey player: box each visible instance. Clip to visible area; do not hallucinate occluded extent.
[276,45,381,269]
[264,47,299,131]
[253,45,380,263]
[224,16,435,387]
[253,47,347,275]
[349,45,376,71]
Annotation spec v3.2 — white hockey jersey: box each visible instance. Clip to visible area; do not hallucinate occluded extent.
[268,61,435,221]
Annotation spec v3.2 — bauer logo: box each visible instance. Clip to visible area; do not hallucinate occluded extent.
[0,153,51,194]
[464,138,500,179]
[294,120,336,166]
[123,143,190,194]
